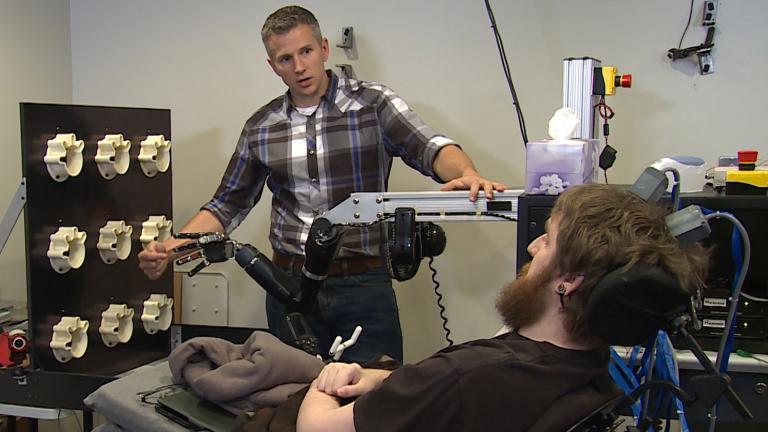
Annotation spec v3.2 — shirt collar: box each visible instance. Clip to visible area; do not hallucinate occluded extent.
[283,70,339,115]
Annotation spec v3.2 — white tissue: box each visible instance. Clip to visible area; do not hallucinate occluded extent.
[548,107,581,140]
[531,174,571,195]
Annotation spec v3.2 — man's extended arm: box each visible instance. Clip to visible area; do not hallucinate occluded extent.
[433,144,507,201]
[373,83,506,201]
[297,363,392,432]
[138,209,224,279]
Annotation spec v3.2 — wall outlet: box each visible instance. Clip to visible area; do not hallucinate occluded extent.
[702,1,717,26]
[336,26,354,49]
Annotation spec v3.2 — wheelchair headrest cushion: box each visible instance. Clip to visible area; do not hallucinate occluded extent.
[585,264,690,346]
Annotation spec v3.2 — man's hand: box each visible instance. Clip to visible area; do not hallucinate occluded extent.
[138,241,171,280]
[441,172,507,202]
[432,145,507,201]
[315,362,391,399]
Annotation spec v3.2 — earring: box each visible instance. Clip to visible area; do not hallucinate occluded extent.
[556,284,566,308]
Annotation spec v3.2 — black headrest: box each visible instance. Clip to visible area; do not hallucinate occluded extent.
[585,265,690,346]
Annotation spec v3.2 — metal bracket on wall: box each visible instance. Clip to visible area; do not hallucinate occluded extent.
[336,26,358,60]
[335,26,354,49]
[667,1,718,75]
[335,64,357,80]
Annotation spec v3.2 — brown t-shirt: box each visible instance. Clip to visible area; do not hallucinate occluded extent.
[353,332,614,432]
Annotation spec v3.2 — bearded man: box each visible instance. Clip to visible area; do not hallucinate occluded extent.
[295,183,709,432]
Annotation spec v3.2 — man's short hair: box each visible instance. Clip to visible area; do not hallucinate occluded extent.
[551,184,709,342]
[261,5,323,54]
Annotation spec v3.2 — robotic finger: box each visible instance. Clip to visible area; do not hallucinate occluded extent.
[173,242,204,254]
[188,259,211,277]
[172,232,236,276]
[175,250,204,266]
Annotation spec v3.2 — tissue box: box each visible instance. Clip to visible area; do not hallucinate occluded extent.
[525,139,600,195]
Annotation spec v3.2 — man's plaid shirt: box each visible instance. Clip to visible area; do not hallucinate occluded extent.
[202,71,456,258]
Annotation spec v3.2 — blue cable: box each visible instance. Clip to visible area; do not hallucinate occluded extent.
[698,207,743,373]
[697,207,748,430]
[630,345,641,371]
[656,331,691,432]
[609,348,642,420]
[633,335,657,431]
[720,225,743,372]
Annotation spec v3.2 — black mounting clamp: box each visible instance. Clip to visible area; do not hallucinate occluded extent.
[667,26,716,75]
[667,1,717,75]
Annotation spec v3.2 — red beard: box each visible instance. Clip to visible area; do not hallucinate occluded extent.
[496,261,554,330]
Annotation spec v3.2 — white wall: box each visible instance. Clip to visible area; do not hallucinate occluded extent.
[0,0,72,303]
[66,0,768,361]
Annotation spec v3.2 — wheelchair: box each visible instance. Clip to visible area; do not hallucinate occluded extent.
[528,264,753,432]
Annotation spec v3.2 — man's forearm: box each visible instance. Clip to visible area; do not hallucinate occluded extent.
[164,210,226,257]
[433,144,478,181]
[297,381,356,432]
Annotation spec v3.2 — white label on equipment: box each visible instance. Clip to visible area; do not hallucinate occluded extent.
[703,319,726,329]
[703,298,728,308]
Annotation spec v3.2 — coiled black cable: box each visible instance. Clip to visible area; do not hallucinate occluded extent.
[428,256,454,346]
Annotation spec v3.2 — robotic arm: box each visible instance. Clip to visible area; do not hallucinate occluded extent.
[317,190,522,281]
[173,233,321,354]
[175,233,301,305]
[173,190,522,354]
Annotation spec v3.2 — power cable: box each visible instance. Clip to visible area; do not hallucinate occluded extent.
[678,0,696,49]
[483,0,529,146]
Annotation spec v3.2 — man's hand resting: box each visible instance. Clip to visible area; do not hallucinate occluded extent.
[315,362,392,399]
[441,172,507,202]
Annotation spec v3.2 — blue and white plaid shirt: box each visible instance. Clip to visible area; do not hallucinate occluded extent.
[203,71,456,257]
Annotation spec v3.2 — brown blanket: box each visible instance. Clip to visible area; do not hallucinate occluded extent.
[168,330,323,415]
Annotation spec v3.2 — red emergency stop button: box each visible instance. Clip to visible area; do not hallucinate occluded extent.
[619,74,632,88]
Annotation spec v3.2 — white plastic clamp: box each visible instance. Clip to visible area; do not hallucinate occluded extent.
[141,293,174,334]
[50,316,89,363]
[47,226,87,274]
[140,215,173,246]
[95,134,131,179]
[329,326,363,361]
[97,220,133,264]
[138,134,171,177]
[44,133,85,182]
[99,304,135,347]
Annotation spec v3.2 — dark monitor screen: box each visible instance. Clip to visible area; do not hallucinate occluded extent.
[704,208,767,298]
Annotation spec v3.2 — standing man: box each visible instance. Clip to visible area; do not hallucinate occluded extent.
[138,6,506,363]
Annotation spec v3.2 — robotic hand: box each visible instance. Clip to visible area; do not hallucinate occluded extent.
[174,232,235,276]
[173,232,321,355]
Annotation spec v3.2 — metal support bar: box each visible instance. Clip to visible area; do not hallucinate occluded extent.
[321,190,523,224]
[563,57,601,140]
[0,178,26,254]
